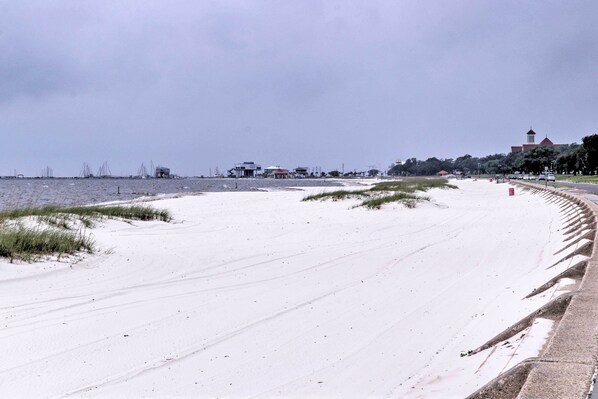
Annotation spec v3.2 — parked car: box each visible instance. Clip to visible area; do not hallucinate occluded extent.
[538,174,546,181]
[547,173,555,182]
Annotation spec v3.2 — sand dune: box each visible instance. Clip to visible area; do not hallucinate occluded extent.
[0,180,580,398]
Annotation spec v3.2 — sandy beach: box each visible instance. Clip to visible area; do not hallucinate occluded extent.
[0,179,586,398]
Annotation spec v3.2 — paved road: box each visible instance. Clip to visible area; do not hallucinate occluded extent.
[511,179,598,203]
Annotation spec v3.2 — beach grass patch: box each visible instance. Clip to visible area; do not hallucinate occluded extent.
[369,178,456,193]
[80,205,172,222]
[0,204,171,225]
[38,214,72,230]
[0,204,170,261]
[0,226,94,262]
[361,192,424,209]
[303,178,454,209]
[303,190,370,202]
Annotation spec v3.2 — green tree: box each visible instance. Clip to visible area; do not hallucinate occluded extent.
[388,158,418,176]
[582,134,598,173]
[501,151,524,173]
[556,144,584,174]
[420,157,443,175]
[520,147,556,174]
[454,154,480,174]
[477,153,506,174]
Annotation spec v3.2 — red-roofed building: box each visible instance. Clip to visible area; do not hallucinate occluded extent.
[511,129,563,153]
[273,168,289,179]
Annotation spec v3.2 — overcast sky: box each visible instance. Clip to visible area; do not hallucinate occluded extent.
[2,1,597,176]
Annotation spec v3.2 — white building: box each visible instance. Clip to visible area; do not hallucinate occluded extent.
[231,162,262,178]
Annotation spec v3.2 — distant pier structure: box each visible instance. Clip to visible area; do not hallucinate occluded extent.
[41,166,54,178]
[155,166,171,178]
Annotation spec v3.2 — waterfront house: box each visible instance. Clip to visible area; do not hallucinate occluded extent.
[263,166,281,177]
[232,162,262,178]
[155,166,170,178]
[262,165,290,179]
[294,167,309,177]
[273,168,290,179]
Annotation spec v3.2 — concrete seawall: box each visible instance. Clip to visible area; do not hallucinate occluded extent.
[467,182,598,399]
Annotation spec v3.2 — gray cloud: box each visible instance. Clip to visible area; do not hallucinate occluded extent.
[1,0,597,176]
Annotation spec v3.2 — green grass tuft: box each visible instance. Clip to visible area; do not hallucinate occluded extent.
[361,192,423,209]
[369,178,456,193]
[0,204,171,224]
[80,205,172,222]
[38,214,72,230]
[0,204,170,262]
[303,190,370,202]
[0,226,94,262]
[303,178,455,209]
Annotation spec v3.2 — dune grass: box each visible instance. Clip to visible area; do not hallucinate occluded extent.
[0,204,170,262]
[302,190,371,202]
[0,204,171,224]
[0,226,94,262]
[361,192,424,209]
[303,178,455,209]
[369,179,456,193]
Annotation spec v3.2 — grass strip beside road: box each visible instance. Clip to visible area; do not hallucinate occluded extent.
[557,175,598,184]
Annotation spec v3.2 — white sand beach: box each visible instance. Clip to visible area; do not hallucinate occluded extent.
[0,179,585,398]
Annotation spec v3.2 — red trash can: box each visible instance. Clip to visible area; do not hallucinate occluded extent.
[508,187,515,196]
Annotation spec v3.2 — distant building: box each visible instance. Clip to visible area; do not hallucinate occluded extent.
[511,129,563,153]
[263,165,281,177]
[155,166,170,178]
[293,166,309,177]
[231,162,261,178]
[272,168,290,179]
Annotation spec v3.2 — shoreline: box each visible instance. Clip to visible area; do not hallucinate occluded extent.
[0,177,345,212]
[0,180,583,397]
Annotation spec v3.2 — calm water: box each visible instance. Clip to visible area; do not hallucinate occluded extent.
[0,178,341,210]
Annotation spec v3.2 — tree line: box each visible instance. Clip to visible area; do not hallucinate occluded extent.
[388,134,598,176]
